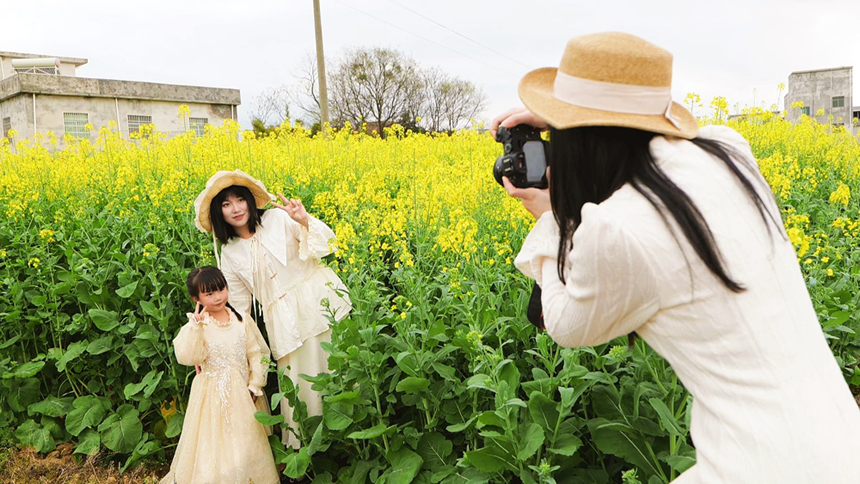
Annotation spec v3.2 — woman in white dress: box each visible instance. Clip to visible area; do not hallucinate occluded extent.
[493,32,860,483]
[161,266,278,484]
[193,170,351,448]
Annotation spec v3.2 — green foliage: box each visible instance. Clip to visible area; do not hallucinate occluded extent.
[1,116,859,483]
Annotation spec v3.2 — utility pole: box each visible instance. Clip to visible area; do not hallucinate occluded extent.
[313,0,329,126]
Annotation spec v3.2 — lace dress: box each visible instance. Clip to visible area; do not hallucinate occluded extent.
[160,311,278,484]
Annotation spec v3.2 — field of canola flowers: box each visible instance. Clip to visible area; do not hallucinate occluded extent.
[0,112,859,484]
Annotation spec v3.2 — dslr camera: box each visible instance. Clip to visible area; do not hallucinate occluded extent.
[493,125,548,189]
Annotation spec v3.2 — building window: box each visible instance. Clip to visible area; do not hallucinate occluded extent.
[833,96,845,108]
[800,107,810,116]
[2,117,11,138]
[63,113,89,139]
[127,115,153,135]
[189,117,208,137]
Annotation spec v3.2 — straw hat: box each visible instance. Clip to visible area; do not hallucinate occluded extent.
[193,170,273,233]
[518,32,698,139]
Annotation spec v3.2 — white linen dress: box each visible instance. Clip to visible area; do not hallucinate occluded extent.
[515,125,860,483]
[160,311,278,484]
[220,208,351,447]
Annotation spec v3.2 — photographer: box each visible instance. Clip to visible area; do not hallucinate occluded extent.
[492,32,860,483]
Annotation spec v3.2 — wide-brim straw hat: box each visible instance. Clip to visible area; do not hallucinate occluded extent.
[193,170,274,233]
[518,32,698,139]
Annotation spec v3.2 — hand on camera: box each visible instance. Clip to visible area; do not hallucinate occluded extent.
[490,107,548,139]
[503,172,551,219]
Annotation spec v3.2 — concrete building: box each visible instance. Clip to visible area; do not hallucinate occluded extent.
[0,51,240,144]
[783,66,854,132]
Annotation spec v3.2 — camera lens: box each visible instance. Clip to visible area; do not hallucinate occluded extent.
[493,156,506,186]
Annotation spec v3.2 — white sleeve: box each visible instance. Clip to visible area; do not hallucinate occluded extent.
[222,255,253,316]
[515,205,660,347]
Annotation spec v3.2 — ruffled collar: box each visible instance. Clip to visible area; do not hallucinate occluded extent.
[202,309,237,328]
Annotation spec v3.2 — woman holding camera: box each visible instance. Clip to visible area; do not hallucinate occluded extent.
[493,32,860,483]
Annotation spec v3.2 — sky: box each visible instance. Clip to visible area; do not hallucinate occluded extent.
[2,0,859,129]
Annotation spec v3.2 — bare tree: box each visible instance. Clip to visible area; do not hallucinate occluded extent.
[329,47,424,137]
[422,68,487,132]
[250,86,291,126]
[287,52,322,126]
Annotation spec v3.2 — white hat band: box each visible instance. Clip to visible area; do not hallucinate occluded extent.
[552,71,682,129]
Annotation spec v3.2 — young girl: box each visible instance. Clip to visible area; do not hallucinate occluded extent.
[193,170,351,448]
[160,266,278,484]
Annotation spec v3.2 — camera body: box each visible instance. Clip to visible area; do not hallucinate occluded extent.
[493,125,548,189]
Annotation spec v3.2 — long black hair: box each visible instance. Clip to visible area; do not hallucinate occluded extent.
[185,265,243,321]
[210,185,265,244]
[548,126,781,291]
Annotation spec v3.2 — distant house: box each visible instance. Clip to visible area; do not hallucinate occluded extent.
[0,51,240,144]
[783,66,856,134]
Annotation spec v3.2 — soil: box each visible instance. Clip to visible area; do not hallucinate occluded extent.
[0,444,167,484]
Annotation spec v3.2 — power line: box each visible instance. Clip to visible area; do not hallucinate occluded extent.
[383,0,531,70]
[327,0,520,79]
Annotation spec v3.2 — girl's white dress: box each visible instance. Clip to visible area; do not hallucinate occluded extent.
[160,311,278,484]
[515,125,860,483]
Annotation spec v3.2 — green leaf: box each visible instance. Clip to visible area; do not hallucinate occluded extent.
[89,309,120,332]
[384,447,423,484]
[648,398,684,437]
[396,376,430,394]
[347,423,388,439]
[464,446,517,473]
[466,374,494,392]
[282,447,311,478]
[139,300,159,317]
[417,432,453,470]
[56,341,88,372]
[521,378,555,397]
[41,416,64,440]
[74,428,100,455]
[166,412,184,438]
[6,378,40,412]
[28,396,74,418]
[0,334,21,350]
[16,419,55,453]
[98,404,143,454]
[349,460,375,484]
[271,391,285,410]
[323,402,353,430]
[527,392,560,434]
[664,454,696,473]
[86,336,114,355]
[477,411,506,429]
[255,411,285,426]
[588,418,659,477]
[440,468,489,484]
[496,360,520,391]
[13,361,45,379]
[431,362,458,382]
[66,396,107,436]
[446,416,477,433]
[116,281,138,298]
[394,352,419,377]
[548,434,582,456]
[517,423,544,461]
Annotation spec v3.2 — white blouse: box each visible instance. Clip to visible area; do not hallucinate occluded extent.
[515,126,860,483]
[220,209,351,360]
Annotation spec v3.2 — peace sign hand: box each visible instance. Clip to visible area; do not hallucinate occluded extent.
[192,302,205,324]
[272,192,310,228]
